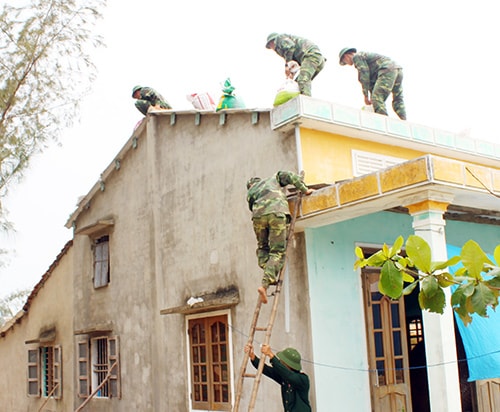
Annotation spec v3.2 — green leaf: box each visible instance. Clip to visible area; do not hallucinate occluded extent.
[379,260,403,299]
[430,255,461,272]
[355,246,364,259]
[406,235,431,273]
[402,272,415,283]
[461,240,493,279]
[382,243,390,258]
[451,286,467,308]
[365,250,387,267]
[418,287,446,314]
[421,276,439,298]
[402,281,418,295]
[486,277,500,288]
[470,283,497,317]
[454,307,472,326]
[395,256,410,269]
[436,272,455,288]
[389,236,404,258]
[494,244,500,266]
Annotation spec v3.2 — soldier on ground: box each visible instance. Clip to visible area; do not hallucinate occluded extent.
[339,48,406,120]
[245,343,312,411]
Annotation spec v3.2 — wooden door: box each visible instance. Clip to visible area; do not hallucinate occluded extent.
[476,378,500,412]
[363,268,412,412]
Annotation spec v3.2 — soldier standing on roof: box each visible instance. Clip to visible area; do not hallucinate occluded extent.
[246,171,314,304]
[338,48,406,120]
[266,33,326,97]
[131,85,172,115]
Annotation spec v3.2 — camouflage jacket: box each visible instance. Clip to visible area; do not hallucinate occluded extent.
[353,52,401,97]
[247,171,308,218]
[138,87,172,109]
[272,34,322,65]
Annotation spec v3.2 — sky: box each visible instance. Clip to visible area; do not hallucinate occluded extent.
[1,0,499,298]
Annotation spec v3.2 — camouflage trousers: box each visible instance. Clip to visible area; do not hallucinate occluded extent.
[252,213,288,288]
[296,51,325,97]
[135,100,170,116]
[371,68,406,120]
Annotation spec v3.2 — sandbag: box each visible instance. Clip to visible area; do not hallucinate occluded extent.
[216,95,246,111]
[273,78,300,107]
[216,78,245,111]
[187,92,216,111]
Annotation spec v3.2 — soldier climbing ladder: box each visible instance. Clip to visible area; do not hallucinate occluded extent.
[233,193,303,412]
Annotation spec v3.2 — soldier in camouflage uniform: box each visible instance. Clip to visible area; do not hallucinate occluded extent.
[247,171,314,304]
[339,48,406,120]
[266,33,326,97]
[131,85,172,115]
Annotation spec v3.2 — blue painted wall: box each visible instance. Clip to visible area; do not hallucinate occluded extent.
[305,211,499,410]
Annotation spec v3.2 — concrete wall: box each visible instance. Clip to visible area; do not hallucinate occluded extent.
[305,210,499,411]
[70,111,315,411]
[0,244,74,412]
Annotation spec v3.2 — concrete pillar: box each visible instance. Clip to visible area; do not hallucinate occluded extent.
[405,197,462,412]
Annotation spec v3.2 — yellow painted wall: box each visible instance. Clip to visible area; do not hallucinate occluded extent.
[300,128,425,184]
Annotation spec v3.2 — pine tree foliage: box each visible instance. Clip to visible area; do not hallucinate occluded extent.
[0,0,105,203]
[0,288,30,326]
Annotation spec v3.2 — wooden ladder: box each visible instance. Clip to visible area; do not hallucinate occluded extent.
[233,193,302,412]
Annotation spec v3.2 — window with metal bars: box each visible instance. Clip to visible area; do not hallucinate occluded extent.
[27,346,62,399]
[78,336,120,399]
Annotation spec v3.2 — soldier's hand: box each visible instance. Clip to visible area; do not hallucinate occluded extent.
[305,188,315,196]
[245,344,255,360]
[261,344,274,358]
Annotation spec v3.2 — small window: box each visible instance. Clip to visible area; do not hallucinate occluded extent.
[188,314,231,411]
[93,235,110,288]
[27,346,62,399]
[78,336,120,399]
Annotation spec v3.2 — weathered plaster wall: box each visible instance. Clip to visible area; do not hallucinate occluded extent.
[0,245,74,411]
[70,111,315,411]
[150,112,314,411]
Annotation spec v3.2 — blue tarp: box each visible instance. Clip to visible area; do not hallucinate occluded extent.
[447,244,500,381]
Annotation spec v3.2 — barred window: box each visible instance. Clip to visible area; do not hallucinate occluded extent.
[27,345,62,399]
[78,336,120,399]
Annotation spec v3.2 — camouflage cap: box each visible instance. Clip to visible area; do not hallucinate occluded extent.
[246,177,261,189]
[339,47,357,65]
[266,32,279,49]
[132,85,142,97]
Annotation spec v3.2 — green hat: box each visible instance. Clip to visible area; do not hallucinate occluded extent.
[276,347,302,371]
[266,32,279,49]
[132,85,142,97]
[246,177,261,189]
[339,47,357,65]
